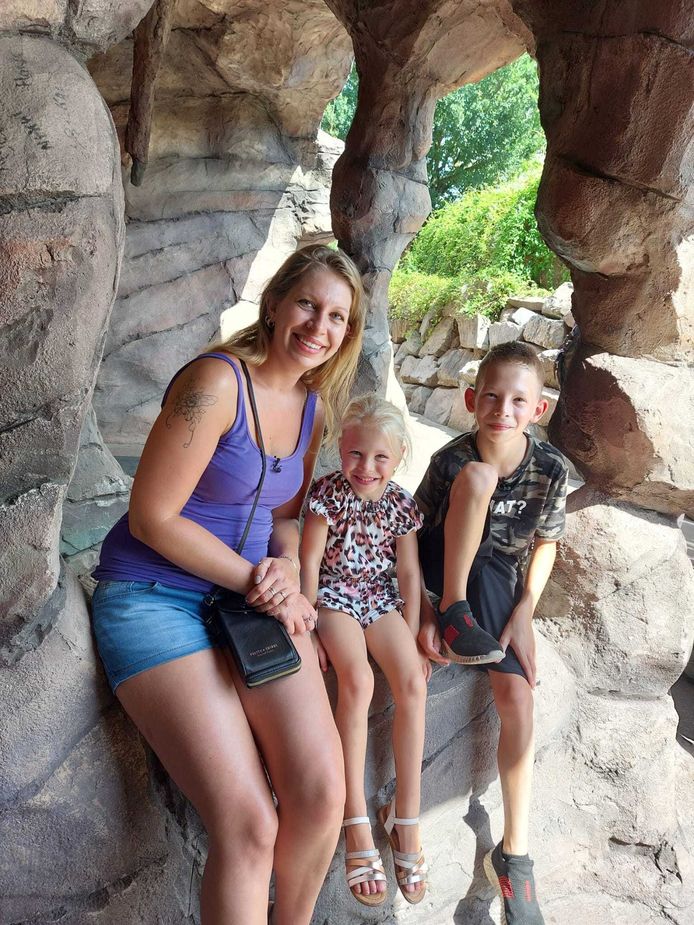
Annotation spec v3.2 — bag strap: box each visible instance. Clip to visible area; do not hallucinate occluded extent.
[235,359,267,557]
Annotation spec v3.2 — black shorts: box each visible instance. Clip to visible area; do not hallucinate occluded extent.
[418,514,526,679]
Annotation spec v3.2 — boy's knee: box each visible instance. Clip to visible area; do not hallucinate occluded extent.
[450,462,497,502]
[494,676,534,720]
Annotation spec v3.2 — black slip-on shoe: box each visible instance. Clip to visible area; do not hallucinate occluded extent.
[484,842,545,925]
[437,600,504,665]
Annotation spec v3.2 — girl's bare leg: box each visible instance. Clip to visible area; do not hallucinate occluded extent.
[316,609,385,898]
[117,648,277,925]
[233,630,346,921]
[366,611,428,895]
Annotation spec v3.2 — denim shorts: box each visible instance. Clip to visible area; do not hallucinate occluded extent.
[91,580,223,692]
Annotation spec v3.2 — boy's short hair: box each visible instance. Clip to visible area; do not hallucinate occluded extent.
[475,341,544,393]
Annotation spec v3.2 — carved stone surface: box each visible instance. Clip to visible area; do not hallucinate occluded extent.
[88,3,351,448]
[550,350,694,517]
[0,1,151,55]
[420,316,458,357]
[488,319,523,347]
[437,347,474,386]
[457,311,491,350]
[0,34,124,629]
[522,313,565,349]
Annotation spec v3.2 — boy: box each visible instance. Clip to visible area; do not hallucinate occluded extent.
[416,341,568,925]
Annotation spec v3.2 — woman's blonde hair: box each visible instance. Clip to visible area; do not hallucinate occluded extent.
[209,244,365,442]
[339,395,411,464]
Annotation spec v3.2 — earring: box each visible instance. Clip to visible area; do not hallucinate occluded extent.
[265,313,274,329]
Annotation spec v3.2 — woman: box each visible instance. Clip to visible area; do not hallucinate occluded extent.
[91,245,365,925]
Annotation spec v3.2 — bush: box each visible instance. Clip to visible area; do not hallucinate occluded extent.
[403,163,567,290]
[389,267,546,332]
[388,271,461,332]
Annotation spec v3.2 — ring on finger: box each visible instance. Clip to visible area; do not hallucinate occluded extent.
[268,585,276,597]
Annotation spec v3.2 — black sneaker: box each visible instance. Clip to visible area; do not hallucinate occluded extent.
[437,601,504,665]
[484,842,545,925]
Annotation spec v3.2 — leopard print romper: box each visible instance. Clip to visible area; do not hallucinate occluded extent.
[307,471,422,628]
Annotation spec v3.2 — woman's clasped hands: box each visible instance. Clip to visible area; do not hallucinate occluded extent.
[246,555,317,634]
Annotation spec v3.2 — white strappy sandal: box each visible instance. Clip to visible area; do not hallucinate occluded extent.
[377,802,428,904]
[342,816,388,907]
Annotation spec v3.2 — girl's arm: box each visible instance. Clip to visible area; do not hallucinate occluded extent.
[128,357,257,593]
[395,530,421,637]
[299,510,329,608]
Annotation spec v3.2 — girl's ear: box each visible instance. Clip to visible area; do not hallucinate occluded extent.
[464,386,476,413]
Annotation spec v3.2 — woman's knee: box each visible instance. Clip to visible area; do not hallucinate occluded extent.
[206,791,278,858]
[451,461,497,501]
[282,753,345,825]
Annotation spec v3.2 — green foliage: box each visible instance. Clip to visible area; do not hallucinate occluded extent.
[389,268,546,331]
[321,64,358,139]
[429,55,544,209]
[404,164,566,290]
[388,272,461,331]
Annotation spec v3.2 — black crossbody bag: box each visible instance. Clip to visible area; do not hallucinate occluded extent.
[211,361,301,687]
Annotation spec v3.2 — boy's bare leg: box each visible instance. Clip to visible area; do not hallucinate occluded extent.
[440,462,497,611]
[488,671,535,854]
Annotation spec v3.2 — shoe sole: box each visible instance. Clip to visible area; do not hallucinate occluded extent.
[376,805,428,906]
[483,849,508,925]
[442,641,504,665]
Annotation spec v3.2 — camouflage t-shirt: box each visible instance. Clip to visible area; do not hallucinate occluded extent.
[415,431,568,560]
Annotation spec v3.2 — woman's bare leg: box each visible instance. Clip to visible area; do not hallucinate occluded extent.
[366,611,428,895]
[116,648,277,925]
[233,630,346,922]
[309,609,384,898]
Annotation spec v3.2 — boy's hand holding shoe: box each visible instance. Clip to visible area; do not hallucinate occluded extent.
[417,597,450,667]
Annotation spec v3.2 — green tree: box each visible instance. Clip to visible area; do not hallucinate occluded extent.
[428,55,544,208]
[321,55,545,211]
[321,64,358,139]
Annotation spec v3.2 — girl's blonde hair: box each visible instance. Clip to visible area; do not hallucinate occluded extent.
[209,244,365,442]
[339,395,411,463]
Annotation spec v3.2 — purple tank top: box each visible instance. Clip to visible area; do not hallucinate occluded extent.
[93,353,317,593]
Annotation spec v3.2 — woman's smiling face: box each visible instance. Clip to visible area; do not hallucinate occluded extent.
[267,267,353,371]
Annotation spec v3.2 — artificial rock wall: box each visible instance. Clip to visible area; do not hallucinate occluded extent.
[88,0,354,453]
[1,1,693,924]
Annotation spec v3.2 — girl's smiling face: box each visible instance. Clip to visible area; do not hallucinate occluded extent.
[339,422,403,501]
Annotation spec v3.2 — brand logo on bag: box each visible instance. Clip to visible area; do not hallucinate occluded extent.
[250,644,280,657]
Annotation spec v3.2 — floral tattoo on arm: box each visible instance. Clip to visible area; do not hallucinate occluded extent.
[166,379,218,448]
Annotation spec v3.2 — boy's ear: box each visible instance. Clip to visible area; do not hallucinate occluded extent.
[464,386,476,413]
[531,397,548,422]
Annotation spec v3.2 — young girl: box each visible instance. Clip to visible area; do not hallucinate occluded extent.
[300,396,429,907]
